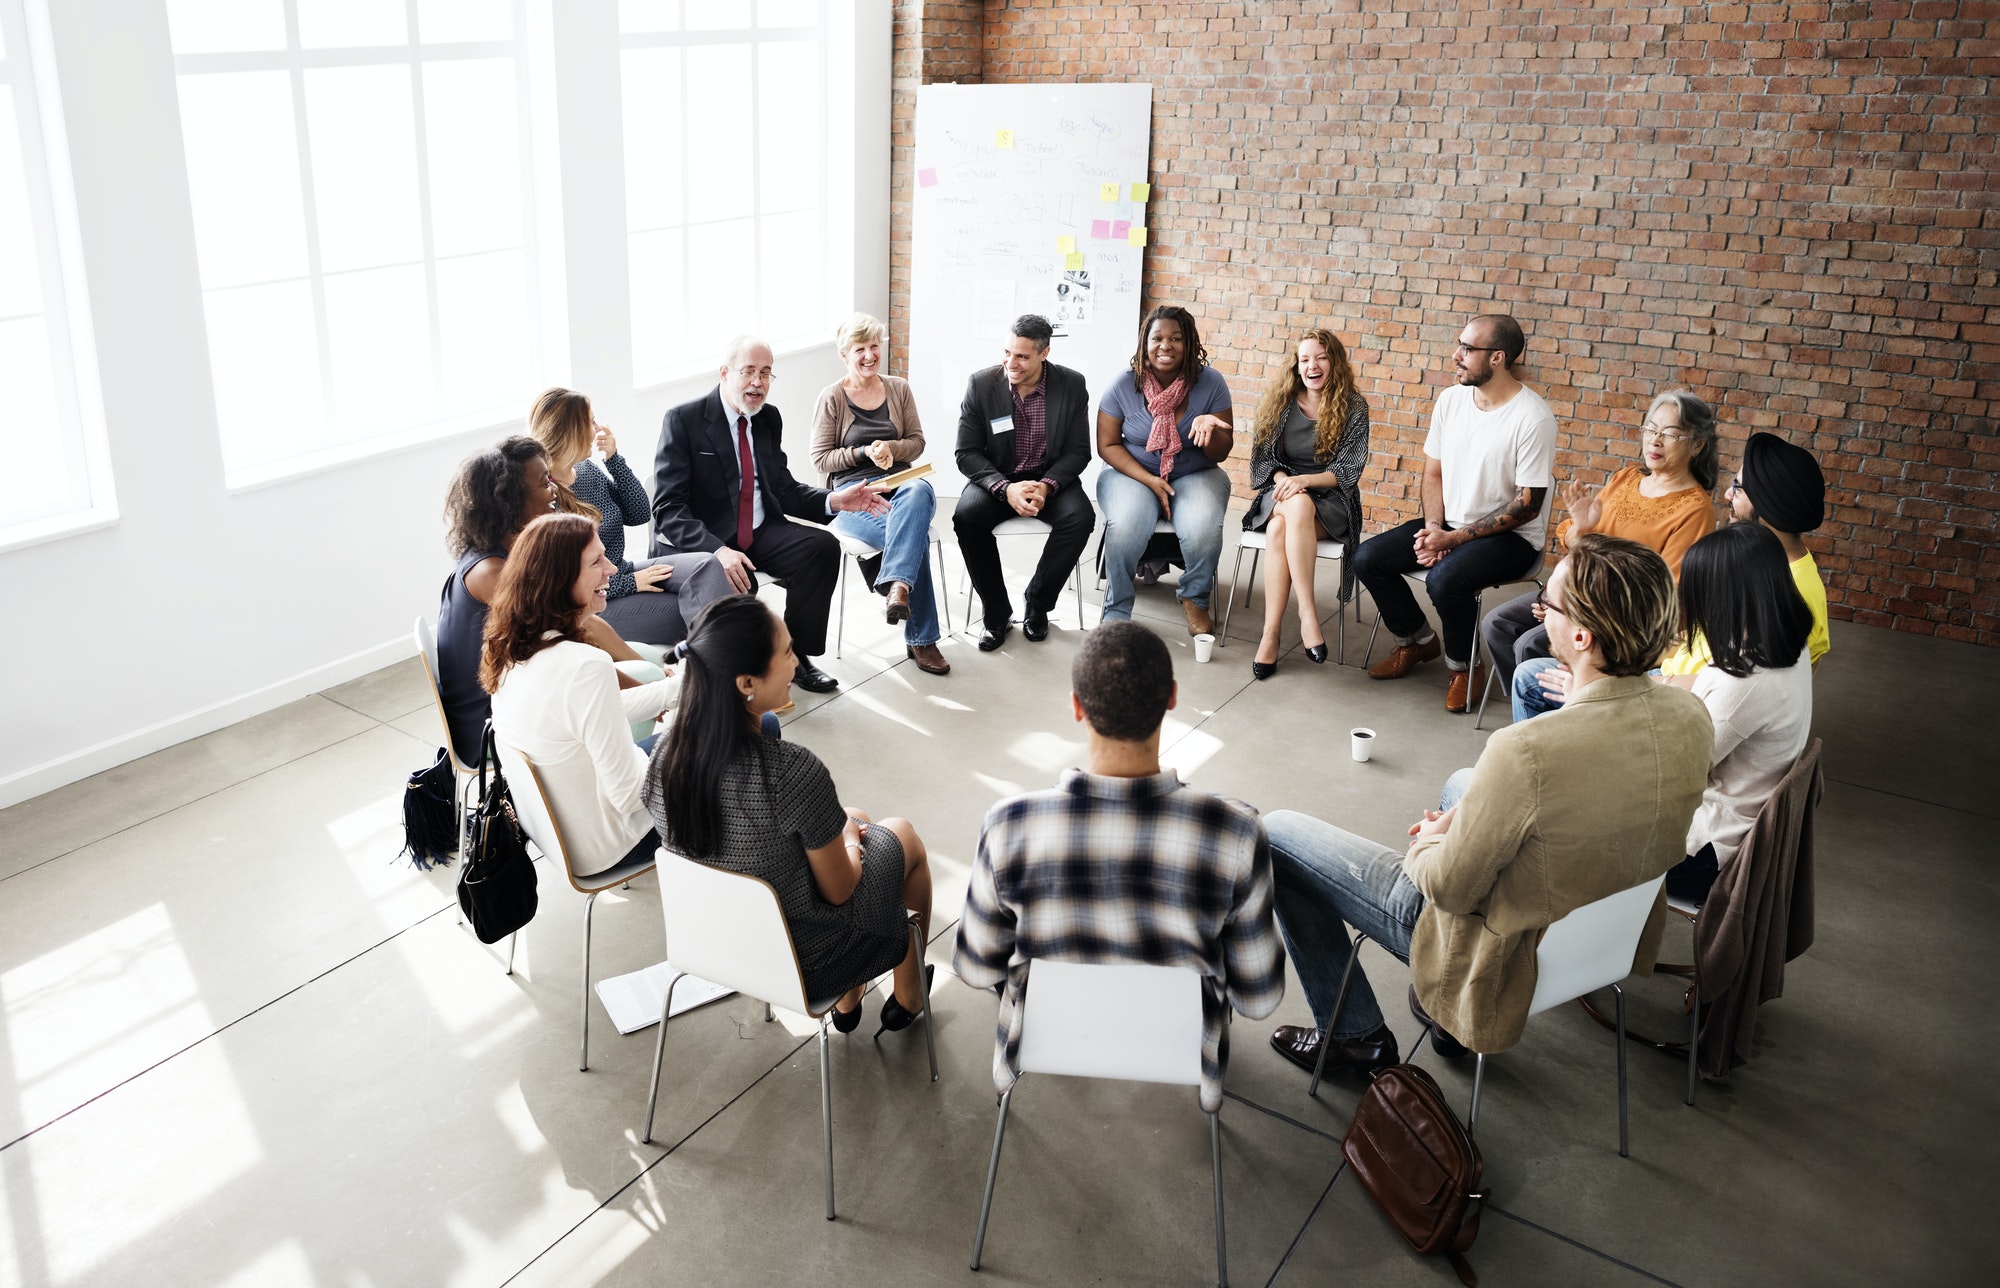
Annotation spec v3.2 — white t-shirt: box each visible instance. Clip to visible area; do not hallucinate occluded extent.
[490,640,677,878]
[1422,383,1559,549]
[1686,650,1813,869]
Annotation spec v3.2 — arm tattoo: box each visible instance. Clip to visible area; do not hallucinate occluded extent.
[1457,486,1547,540]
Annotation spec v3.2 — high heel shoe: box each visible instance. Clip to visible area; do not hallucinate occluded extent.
[1253,659,1278,681]
[875,964,935,1037]
[1304,642,1329,664]
[831,998,862,1033]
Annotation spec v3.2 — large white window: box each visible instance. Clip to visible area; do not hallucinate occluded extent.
[0,0,113,549]
[168,0,564,488]
[621,0,833,386]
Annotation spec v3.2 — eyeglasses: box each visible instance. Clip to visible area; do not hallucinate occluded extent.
[1640,421,1688,444]
[1724,480,1743,497]
[1534,587,1568,617]
[1454,342,1503,356]
[732,367,776,384]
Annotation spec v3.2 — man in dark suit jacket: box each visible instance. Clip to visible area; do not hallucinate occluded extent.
[651,337,888,692]
[953,314,1097,651]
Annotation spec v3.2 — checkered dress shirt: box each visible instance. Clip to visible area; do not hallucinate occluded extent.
[952,769,1284,1112]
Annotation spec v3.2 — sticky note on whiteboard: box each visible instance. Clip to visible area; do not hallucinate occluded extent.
[1128,227,1148,247]
[1131,182,1151,202]
[1099,182,1120,202]
[1112,220,1130,239]
[918,168,938,188]
[1091,219,1111,239]
[1057,235,1077,254]
[996,130,1015,148]
[1065,252,1085,270]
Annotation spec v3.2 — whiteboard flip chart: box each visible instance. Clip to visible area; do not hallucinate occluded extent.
[909,83,1152,497]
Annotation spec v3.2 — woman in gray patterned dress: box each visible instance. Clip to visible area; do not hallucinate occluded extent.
[1242,328,1372,680]
[645,597,935,1034]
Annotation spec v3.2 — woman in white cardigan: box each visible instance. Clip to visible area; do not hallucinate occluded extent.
[483,513,678,878]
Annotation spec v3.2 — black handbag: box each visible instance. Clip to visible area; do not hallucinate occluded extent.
[399,747,460,870]
[456,725,538,943]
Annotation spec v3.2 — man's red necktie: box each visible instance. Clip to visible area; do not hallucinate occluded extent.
[734,414,755,550]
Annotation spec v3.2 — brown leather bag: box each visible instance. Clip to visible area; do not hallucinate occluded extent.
[1343,1064,1488,1287]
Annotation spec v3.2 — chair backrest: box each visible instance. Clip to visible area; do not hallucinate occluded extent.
[1015,960,1205,1087]
[656,850,814,1015]
[490,737,575,881]
[1528,874,1667,1016]
[414,617,474,775]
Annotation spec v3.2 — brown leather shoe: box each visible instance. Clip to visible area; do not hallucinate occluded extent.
[1181,598,1213,636]
[1445,660,1487,713]
[884,581,911,625]
[1367,635,1441,679]
[1270,1024,1400,1078]
[906,642,950,675]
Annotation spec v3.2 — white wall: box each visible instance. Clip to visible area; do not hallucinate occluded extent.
[0,0,892,808]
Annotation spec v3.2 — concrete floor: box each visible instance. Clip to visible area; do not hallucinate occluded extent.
[1,537,1994,1287]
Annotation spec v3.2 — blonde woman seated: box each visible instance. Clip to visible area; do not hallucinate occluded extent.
[483,513,677,878]
[809,314,948,676]
[646,597,935,1035]
[1243,328,1371,680]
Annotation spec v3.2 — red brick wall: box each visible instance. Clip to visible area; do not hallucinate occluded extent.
[893,0,2000,646]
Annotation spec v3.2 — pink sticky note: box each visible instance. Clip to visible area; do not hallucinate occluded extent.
[1112,219,1131,239]
[1091,219,1111,239]
[918,168,938,188]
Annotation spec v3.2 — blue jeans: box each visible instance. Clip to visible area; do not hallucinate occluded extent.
[1267,769,1475,1039]
[830,480,940,646]
[1095,465,1230,620]
[1512,657,1568,724]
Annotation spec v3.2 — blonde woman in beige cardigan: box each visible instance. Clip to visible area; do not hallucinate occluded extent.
[809,313,948,675]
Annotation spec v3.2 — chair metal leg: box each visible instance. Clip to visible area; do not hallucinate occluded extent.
[970,1086,1015,1269]
[818,1014,836,1220]
[834,555,848,659]
[932,536,952,635]
[1362,612,1381,669]
[1614,983,1630,1158]
[1309,931,1368,1098]
[1686,982,1700,1107]
[1473,663,1501,729]
[640,971,686,1144]
[1210,1109,1229,1288]
[766,1001,775,1023]
[1335,587,1346,667]
[579,890,599,1072]
[1468,1053,1486,1136]
[1218,545,1249,645]
[911,918,939,1083]
[505,931,517,976]
[1072,560,1084,627]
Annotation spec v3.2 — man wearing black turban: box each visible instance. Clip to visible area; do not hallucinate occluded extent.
[1728,432,1831,666]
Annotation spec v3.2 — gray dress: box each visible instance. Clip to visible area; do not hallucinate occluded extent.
[667,739,909,1002]
[1243,395,1371,601]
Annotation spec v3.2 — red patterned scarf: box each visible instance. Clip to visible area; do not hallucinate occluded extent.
[1140,368,1188,480]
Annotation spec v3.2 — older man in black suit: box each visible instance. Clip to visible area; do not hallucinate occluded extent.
[953,314,1096,651]
[651,336,888,693]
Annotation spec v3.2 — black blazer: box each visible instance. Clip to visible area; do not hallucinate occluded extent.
[954,362,1092,496]
[650,388,830,555]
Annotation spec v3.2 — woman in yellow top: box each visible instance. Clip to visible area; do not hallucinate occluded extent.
[1483,388,1719,693]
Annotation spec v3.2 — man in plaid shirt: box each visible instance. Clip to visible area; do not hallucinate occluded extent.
[952,621,1284,1111]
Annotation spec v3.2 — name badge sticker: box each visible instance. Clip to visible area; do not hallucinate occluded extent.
[990,415,1015,436]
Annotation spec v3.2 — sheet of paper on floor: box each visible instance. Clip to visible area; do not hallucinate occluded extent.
[594,964,734,1035]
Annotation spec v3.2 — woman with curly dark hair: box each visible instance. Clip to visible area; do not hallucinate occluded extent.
[1093,304,1236,633]
[482,513,677,877]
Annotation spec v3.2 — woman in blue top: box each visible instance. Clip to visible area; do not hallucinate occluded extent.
[1094,305,1235,632]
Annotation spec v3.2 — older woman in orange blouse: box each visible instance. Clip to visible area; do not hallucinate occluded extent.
[1482,388,1719,691]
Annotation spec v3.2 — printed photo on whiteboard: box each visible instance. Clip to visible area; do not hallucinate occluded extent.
[1052,268,1092,325]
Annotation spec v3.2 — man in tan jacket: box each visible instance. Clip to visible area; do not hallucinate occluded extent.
[1268,534,1714,1077]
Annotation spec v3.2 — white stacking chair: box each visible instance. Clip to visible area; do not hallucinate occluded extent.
[1218,528,1348,663]
[970,961,1229,1287]
[1309,875,1667,1159]
[642,851,936,1220]
[496,739,660,1073]
[832,524,952,658]
[958,515,1087,632]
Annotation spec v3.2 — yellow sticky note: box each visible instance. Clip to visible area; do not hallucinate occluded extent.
[1057,235,1077,254]
[995,129,1015,148]
[1065,252,1085,270]
[1099,182,1120,202]
[1130,182,1151,202]
[1127,227,1148,247]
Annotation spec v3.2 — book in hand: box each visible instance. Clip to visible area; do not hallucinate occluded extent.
[872,462,934,491]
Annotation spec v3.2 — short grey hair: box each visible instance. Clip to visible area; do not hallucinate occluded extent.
[721,335,771,370]
[834,313,886,355]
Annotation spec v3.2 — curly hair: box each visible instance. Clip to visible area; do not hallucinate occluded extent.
[1072,621,1174,741]
[478,512,598,693]
[1251,327,1357,463]
[444,436,546,558]
[1126,304,1207,391]
[528,388,603,524]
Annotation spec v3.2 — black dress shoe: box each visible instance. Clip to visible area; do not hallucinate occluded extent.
[1409,986,1469,1059]
[977,622,1011,652]
[793,659,839,693]
[1022,607,1050,641]
[1253,660,1278,681]
[1270,1023,1400,1078]
[876,965,936,1037]
[1304,643,1329,664]
[830,999,862,1033]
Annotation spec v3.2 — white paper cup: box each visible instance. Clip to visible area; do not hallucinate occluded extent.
[1192,633,1215,663]
[1350,727,1376,763]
